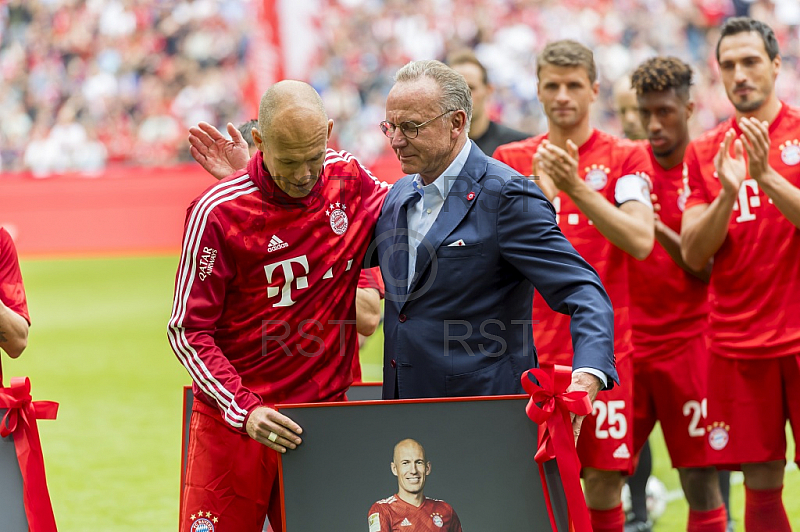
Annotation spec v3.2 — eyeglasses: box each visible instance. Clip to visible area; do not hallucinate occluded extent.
[379,109,458,139]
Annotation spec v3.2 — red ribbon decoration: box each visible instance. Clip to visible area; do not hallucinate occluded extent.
[0,377,59,532]
[521,365,592,532]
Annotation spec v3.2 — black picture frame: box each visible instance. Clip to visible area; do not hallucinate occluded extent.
[277,396,568,531]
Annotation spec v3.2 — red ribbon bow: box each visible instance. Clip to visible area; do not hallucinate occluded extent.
[522,365,592,531]
[0,377,59,532]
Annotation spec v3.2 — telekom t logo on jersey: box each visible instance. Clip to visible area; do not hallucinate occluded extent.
[264,256,310,307]
[734,179,760,223]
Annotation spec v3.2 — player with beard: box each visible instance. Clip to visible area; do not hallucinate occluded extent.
[681,18,800,532]
[494,40,654,532]
[368,439,462,532]
[629,56,728,532]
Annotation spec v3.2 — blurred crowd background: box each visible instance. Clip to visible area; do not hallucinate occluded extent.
[1,0,799,175]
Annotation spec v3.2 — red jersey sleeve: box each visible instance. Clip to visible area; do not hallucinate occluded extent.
[684,141,712,210]
[358,267,385,298]
[353,151,389,221]
[0,228,30,324]
[621,141,652,177]
[492,138,538,175]
[368,501,391,532]
[611,140,653,205]
[167,203,261,433]
[448,508,462,532]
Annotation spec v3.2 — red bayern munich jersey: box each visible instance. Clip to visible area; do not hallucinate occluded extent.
[168,150,388,431]
[684,103,800,359]
[494,130,652,365]
[0,228,30,325]
[368,495,462,532]
[628,143,709,360]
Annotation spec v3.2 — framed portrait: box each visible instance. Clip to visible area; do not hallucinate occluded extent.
[277,396,568,531]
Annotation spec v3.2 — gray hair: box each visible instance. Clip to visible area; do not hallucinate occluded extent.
[237,119,258,149]
[394,60,472,133]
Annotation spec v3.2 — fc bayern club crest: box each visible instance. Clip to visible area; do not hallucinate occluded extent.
[190,510,218,532]
[780,140,800,166]
[707,421,730,451]
[584,164,609,190]
[431,512,444,527]
[326,202,349,235]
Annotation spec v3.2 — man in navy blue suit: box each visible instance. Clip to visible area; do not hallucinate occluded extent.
[372,59,617,436]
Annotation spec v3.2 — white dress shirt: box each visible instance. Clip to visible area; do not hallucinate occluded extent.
[406,139,472,288]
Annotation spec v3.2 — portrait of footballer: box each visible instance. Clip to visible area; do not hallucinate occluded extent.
[368,439,463,532]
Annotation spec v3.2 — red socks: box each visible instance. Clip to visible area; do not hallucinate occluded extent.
[688,505,727,532]
[589,504,625,532]
[745,486,791,532]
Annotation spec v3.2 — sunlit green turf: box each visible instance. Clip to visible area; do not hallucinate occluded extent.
[6,255,798,530]
[6,256,190,530]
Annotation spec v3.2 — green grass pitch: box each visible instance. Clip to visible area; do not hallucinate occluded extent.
[5,255,798,530]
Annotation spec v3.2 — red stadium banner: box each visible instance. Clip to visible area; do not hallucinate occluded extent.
[0,165,210,256]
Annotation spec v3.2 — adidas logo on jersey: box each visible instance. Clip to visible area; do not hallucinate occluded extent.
[613,443,631,459]
[400,518,412,526]
[268,235,288,252]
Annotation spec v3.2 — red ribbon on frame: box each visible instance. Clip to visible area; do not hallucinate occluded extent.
[0,377,59,532]
[521,365,592,532]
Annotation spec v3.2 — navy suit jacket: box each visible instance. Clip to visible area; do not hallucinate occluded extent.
[371,143,616,399]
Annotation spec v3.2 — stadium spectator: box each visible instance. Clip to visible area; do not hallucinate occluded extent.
[1,0,253,172]
[629,56,729,532]
[494,40,654,532]
[681,17,800,532]
[446,50,529,156]
[307,0,798,170]
[0,227,30,368]
[169,81,387,532]
[2,1,799,174]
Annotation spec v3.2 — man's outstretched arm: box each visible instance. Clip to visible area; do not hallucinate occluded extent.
[189,122,250,180]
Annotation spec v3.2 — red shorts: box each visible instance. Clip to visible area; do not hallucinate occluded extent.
[571,356,635,475]
[706,353,800,469]
[633,333,711,468]
[181,399,283,532]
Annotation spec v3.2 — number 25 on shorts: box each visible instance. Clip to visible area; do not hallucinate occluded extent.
[593,400,627,439]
